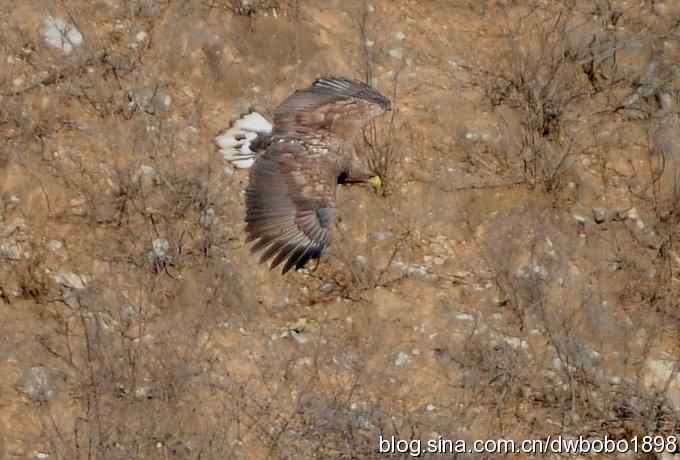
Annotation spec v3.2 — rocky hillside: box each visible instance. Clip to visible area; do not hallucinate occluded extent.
[1,0,680,458]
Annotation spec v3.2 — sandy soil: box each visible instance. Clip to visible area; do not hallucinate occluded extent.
[1,0,680,459]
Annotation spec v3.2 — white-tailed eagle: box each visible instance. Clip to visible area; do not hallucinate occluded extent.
[216,77,391,273]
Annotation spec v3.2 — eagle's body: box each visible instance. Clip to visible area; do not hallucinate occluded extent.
[216,77,391,273]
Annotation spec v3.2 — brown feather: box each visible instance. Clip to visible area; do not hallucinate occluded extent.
[244,77,390,273]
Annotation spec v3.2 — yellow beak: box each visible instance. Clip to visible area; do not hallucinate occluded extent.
[368,175,383,192]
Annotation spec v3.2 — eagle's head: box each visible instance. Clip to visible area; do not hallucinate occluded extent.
[273,76,391,140]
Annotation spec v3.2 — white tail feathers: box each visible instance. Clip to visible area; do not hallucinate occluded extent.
[215,112,273,169]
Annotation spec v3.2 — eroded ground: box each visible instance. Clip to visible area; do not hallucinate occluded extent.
[2,1,680,459]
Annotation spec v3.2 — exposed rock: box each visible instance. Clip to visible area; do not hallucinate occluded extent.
[394,351,410,367]
[42,16,83,55]
[0,243,21,260]
[148,239,171,272]
[46,240,63,251]
[53,271,86,290]
[388,48,403,59]
[22,367,56,402]
[592,207,607,224]
[151,238,169,259]
[200,207,216,227]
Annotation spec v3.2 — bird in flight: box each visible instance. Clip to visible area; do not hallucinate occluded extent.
[216,77,391,274]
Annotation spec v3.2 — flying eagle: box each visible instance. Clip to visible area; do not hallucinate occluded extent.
[216,77,391,273]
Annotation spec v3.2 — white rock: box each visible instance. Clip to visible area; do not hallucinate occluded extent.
[53,271,86,290]
[152,238,169,258]
[47,240,63,251]
[43,16,83,55]
[455,313,474,321]
[200,208,216,226]
[23,367,56,402]
[394,351,410,367]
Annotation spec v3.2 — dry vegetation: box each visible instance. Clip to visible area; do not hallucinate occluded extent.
[2,0,680,459]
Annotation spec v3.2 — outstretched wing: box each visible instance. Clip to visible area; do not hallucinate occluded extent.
[272,76,391,138]
[245,142,338,274]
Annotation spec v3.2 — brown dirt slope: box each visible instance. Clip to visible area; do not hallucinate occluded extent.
[1,1,680,459]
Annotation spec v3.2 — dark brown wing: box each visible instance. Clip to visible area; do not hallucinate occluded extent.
[272,77,391,137]
[245,142,338,274]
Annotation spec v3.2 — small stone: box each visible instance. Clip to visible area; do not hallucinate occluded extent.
[47,240,63,251]
[370,231,395,241]
[133,385,150,399]
[607,261,621,272]
[152,239,169,258]
[354,255,368,267]
[139,165,157,177]
[200,208,216,227]
[503,336,526,350]
[552,357,562,370]
[394,31,406,41]
[53,271,86,290]
[43,16,83,55]
[625,207,640,222]
[134,165,158,187]
[388,48,403,59]
[592,207,606,224]
[320,282,336,294]
[657,91,674,113]
[394,351,410,367]
[22,367,56,402]
[0,244,21,260]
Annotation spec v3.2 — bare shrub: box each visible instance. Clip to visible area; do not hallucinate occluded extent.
[354,0,404,192]
[476,4,597,193]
